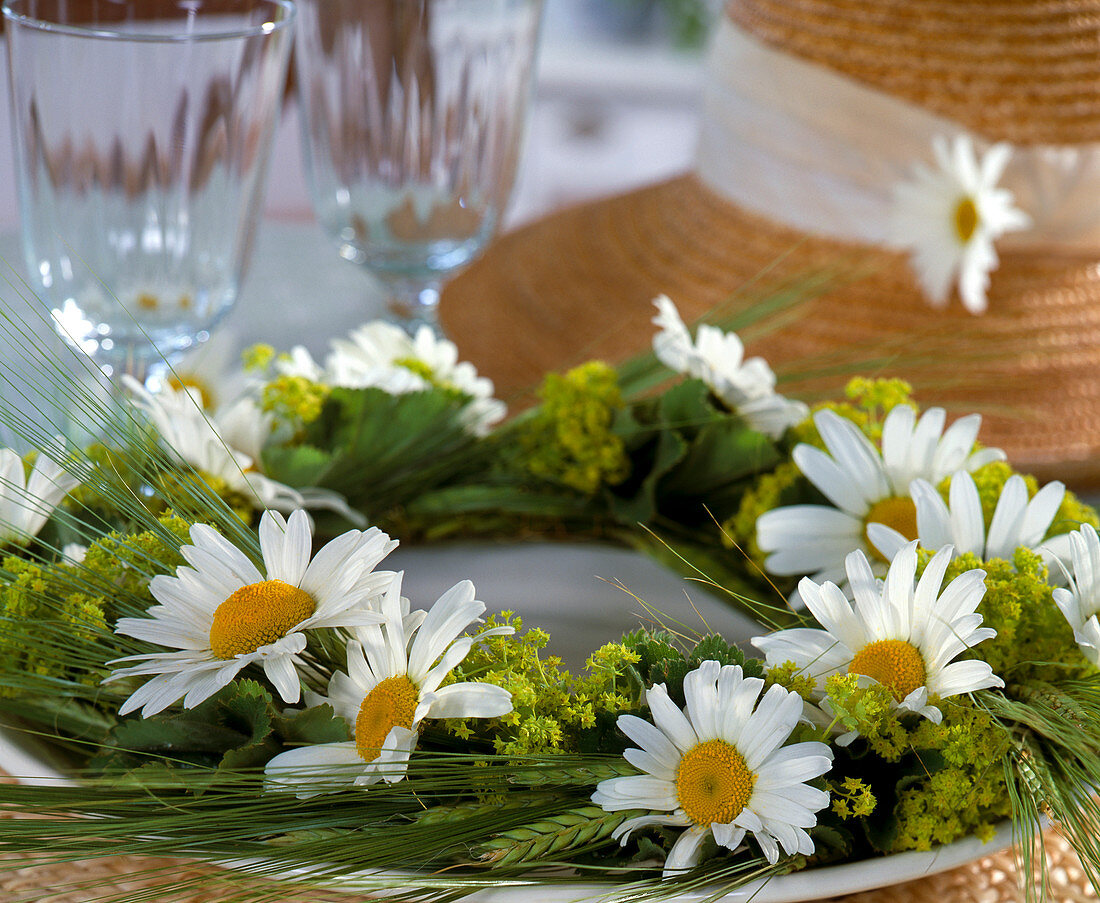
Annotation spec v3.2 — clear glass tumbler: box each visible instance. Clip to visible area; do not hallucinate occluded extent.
[2,0,295,379]
[295,0,543,335]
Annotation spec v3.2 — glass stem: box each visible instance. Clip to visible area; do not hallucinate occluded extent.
[384,277,443,338]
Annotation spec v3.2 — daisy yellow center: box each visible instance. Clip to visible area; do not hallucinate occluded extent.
[849,639,927,701]
[675,739,756,827]
[168,374,214,409]
[863,495,919,563]
[355,675,419,763]
[954,196,979,244]
[208,580,315,659]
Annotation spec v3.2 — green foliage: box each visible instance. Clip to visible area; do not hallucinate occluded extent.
[612,378,781,527]
[90,681,349,778]
[264,386,481,518]
[622,629,764,708]
[985,678,1100,899]
[519,362,630,495]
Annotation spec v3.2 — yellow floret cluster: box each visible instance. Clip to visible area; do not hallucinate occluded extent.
[439,612,639,756]
[829,777,876,820]
[262,374,330,426]
[519,362,630,495]
[941,548,1089,686]
[791,377,915,449]
[155,471,256,527]
[0,556,107,695]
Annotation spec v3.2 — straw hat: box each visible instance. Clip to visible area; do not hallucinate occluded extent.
[440,0,1100,486]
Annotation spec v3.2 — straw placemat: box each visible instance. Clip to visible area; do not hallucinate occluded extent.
[0,800,1094,903]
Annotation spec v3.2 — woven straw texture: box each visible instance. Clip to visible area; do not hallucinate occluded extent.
[441,173,1100,486]
[728,0,1100,145]
[0,801,1094,903]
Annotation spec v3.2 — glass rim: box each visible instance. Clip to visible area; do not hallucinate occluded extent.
[0,0,296,42]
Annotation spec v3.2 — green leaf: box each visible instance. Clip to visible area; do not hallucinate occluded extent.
[275,703,351,746]
[262,443,334,488]
[91,680,278,775]
[304,387,482,514]
[808,824,854,861]
[611,427,689,525]
[660,419,779,498]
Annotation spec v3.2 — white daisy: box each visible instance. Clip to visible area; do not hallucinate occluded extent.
[890,134,1030,314]
[651,296,807,439]
[592,661,832,875]
[264,573,513,793]
[0,447,78,545]
[125,377,358,522]
[287,321,506,437]
[275,345,326,383]
[1052,524,1100,666]
[867,470,1074,577]
[106,510,395,717]
[161,329,245,412]
[753,542,1003,727]
[756,406,1004,593]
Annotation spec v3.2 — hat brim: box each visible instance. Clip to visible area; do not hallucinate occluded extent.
[441,174,1100,486]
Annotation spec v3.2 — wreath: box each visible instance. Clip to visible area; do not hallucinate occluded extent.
[0,295,1097,901]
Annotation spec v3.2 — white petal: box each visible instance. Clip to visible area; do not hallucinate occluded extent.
[265,741,364,798]
[617,715,681,770]
[793,445,867,516]
[406,581,482,681]
[426,682,512,719]
[985,476,1029,560]
[263,653,302,704]
[663,826,709,876]
[683,661,721,741]
[738,684,801,770]
[646,684,698,753]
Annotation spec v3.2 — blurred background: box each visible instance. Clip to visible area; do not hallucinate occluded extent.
[0,0,714,233]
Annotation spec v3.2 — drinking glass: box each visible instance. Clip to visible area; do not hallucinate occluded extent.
[2,0,295,381]
[295,0,543,335]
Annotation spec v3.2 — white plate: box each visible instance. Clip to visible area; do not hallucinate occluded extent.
[0,544,1015,901]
